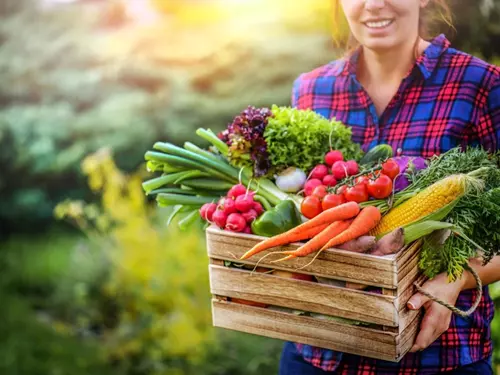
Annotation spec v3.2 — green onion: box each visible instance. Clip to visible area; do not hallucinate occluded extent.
[157,193,218,207]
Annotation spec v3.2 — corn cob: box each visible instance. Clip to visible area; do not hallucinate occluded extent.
[370,174,475,236]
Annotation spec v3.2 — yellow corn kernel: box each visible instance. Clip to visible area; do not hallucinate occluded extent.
[370,175,468,236]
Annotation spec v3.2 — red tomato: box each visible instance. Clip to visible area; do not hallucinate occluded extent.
[344,184,369,203]
[336,185,347,196]
[367,175,393,199]
[381,159,400,180]
[345,160,359,176]
[322,194,346,210]
[354,175,369,185]
[322,174,337,187]
[301,196,323,219]
[312,185,328,200]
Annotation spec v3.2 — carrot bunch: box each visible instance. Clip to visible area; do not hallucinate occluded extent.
[240,202,382,263]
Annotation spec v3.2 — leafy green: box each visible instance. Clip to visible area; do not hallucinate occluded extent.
[264,105,363,174]
[416,147,500,281]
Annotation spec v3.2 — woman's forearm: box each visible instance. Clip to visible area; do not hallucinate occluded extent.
[461,255,500,290]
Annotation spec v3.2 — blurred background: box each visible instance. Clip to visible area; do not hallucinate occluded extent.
[0,0,499,374]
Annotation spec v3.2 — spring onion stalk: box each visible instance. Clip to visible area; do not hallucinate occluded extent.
[178,210,201,231]
[157,193,218,207]
[253,195,273,211]
[147,188,198,196]
[195,128,229,156]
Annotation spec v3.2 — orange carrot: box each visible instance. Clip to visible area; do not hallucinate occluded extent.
[273,206,381,263]
[320,206,381,252]
[239,223,330,260]
[277,220,352,258]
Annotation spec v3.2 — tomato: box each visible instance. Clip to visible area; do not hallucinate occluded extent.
[354,175,369,185]
[381,159,400,180]
[312,185,328,200]
[336,185,347,196]
[301,196,323,219]
[367,175,393,199]
[344,184,369,203]
[322,194,346,210]
[345,160,359,176]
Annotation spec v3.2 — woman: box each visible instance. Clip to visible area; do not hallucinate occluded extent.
[280,0,500,374]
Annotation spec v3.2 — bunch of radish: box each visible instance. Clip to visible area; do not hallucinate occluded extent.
[199,184,264,233]
[301,150,400,219]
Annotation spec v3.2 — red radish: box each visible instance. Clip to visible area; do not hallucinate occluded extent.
[345,160,359,176]
[325,150,344,166]
[312,185,328,200]
[242,209,258,223]
[235,194,254,213]
[243,226,252,234]
[225,213,247,232]
[332,161,348,180]
[310,164,329,180]
[253,202,264,215]
[227,184,247,199]
[304,178,323,196]
[322,174,337,187]
[212,209,228,228]
[199,203,217,221]
[219,197,237,214]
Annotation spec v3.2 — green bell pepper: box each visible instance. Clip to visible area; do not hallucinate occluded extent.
[251,199,301,237]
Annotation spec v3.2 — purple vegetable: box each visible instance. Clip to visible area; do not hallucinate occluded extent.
[393,156,427,192]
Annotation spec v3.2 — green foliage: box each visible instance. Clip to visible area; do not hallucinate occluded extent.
[265,105,363,173]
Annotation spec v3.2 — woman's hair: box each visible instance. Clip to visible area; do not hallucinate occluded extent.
[331,0,453,50]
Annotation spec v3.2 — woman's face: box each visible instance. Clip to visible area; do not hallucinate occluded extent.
[340,0,429,52]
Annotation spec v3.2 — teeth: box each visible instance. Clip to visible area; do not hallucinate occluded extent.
[366,20,392,28]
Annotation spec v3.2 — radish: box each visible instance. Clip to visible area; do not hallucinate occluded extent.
[235,194,254,213]
[322,175,337,187]
[310,164,329,180]
[199,203,217,221]
[325,150,343,166]
[243,226,252,234]
[212,209,228,228]
[242,208,258,223]
[345,160,359,176]
[304,178,323,196]
[331,161,348,180]
[219,197,237,214]
[225,213,247,232]
[227,184,247,199]
[253,202,264,215]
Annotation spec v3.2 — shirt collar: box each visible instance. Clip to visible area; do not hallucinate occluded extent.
[343,34,451,80]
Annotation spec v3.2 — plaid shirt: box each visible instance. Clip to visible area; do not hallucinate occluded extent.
[291,34,499,374]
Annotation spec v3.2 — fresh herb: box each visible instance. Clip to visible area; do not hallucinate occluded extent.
[264,105,363,175]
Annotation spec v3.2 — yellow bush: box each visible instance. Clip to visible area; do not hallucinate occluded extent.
[55,148,213,374]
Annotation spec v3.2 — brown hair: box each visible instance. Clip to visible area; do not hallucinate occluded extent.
[331,0,453,50]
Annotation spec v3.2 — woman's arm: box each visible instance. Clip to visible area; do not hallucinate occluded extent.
[407,255,500,352]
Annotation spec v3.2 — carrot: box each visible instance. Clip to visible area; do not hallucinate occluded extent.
[276,220,352,259]
[320,206,381,252]
[240,202,359,260]
[239,223,330,260]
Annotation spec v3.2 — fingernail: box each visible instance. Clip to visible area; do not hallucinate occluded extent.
[407,301,416,310]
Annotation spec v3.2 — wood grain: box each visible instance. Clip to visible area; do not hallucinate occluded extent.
[210,265,398,326]
[212,299,402,362]
[207,226,398,288]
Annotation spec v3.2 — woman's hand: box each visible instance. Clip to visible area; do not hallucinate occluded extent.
[407,271,467,352]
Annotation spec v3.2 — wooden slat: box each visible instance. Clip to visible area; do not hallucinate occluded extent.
[395,240,423,269]
[212,299,401,362]
[396,310,421,359]
[397,262,422,296]
[207,226,397,288]
[398,274,428,310]
[210,265,398,326]
[398,306,422,333]
[397,247,421,284]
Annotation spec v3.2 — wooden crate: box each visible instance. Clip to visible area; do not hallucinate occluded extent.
[206,225,425,362]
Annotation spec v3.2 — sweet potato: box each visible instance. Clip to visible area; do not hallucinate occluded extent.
[338,236,376,253]
[370,228,405,256]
